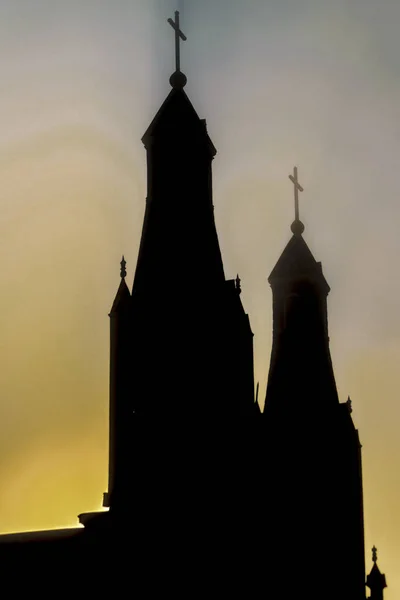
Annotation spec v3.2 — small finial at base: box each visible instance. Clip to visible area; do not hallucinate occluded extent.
[170,71,187,89]
[235,274,242,295]
[346,396,353,414]
[291,219,305,236]
[120,255,127,279]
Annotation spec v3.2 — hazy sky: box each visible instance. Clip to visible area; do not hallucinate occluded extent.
[0,0,398,596]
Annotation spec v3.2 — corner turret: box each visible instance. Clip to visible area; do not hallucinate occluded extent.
[104,257,131,509]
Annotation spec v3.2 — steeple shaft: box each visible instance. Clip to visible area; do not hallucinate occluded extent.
[134,88,224,294]
[106,80,254,422]
[262,217,366,599]
[265,233,338,414]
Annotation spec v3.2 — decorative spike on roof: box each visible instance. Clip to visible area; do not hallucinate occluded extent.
[235,274,242,295]
[120,255,127,279]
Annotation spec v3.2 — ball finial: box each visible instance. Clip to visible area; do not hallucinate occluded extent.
[170,71,187,89]
[291,219,305,236]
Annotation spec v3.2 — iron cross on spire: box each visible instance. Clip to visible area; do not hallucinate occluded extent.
[289,166,304,222]
[168,11,187,73]
[289,166,305,235]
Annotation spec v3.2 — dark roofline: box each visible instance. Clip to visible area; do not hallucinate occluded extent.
[0,527,83,545]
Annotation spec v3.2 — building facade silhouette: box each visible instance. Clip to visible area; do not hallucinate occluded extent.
[0,17,387,599]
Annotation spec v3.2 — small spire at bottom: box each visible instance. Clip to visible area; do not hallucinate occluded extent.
[367,544,387,598]
[120,255,127,279]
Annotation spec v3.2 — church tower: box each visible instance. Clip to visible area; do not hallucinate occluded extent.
[263,169,366,600]
[104,11,256,513]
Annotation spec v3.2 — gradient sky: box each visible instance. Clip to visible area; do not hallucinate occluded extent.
[0,0,398,595]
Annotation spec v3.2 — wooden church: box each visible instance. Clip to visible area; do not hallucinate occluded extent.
[0,11,387,600]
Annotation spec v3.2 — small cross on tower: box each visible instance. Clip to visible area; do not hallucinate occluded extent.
[168,11,187,73]
[288,166,305,235]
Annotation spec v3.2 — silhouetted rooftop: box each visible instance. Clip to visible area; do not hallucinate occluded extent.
[268,232,330,293]
[141,87,216,156]
[0,528,82,545]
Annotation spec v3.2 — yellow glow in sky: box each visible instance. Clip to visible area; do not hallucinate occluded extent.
[0,2,398,597]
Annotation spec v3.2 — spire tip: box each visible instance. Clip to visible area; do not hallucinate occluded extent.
[235,274,242,294]
[120,256,127,279]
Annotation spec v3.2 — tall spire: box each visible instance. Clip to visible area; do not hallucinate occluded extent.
[135,33,224,294]
[126,11,255,417]
[265,169,338,413]
[168,10,187,89]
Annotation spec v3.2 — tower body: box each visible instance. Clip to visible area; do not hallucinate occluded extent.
[264,228,366,599]
[105,83,256,516]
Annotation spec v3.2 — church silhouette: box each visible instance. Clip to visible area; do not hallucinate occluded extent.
[0,11,388,600]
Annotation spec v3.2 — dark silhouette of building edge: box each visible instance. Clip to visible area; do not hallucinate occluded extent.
[0,11,388,599]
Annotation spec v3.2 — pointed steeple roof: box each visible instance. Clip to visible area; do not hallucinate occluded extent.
[142,11,215,153]
[268,232,330,295]
[142,87,216,156]
[269,165,329,292]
